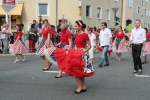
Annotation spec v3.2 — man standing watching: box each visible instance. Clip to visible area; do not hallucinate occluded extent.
[129,19,146,74]
[98,22,112,68]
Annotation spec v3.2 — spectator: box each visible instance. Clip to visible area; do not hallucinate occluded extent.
[1,24,12,54]
[0,21,6,53]
[20,23,25,43]
[28,24,38,52]
[68,25,76,47]
[33,20,38,29]
[51,25,57,45]
[38,23,42,45]
[56,24,61,44]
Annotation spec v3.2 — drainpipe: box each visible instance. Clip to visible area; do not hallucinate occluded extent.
[56,0,58,26]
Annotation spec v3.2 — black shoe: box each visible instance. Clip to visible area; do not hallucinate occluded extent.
[55,76,62,78]
[104,64,109,66]
[81,89,87,92]
[43,64,52,71]
[74,90,82,94]
[98,64,102,68]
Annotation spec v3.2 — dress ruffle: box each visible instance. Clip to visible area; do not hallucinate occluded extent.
[9,40,28,54]
[112,39,127,53]
[143,42,150,54]
[55,48,95,77]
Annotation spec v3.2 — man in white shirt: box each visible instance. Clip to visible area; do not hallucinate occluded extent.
[1,24,11,54]
[129,19,146,74]
[98,22,112,68]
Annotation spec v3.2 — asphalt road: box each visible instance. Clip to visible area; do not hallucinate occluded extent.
[0,52,150,100]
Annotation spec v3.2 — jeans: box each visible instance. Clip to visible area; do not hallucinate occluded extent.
[2,39,9,53]
[100,45,109,65]
[132,44,143,71]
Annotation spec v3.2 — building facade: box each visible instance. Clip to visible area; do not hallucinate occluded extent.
[122,0,150,30]
[0,0,81,32]
[81,0,123,29]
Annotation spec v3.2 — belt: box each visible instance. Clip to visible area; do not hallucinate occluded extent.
[132,43,142,45]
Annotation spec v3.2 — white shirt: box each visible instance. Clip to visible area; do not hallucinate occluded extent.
[88,33,96,47]
[1,28,10,39]
[130,27,146,44]
[99,28,112,46]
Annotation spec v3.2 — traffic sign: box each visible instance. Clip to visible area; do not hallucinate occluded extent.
[2,0,17,13]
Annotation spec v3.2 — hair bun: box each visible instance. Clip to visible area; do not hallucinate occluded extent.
[82,24,86,29]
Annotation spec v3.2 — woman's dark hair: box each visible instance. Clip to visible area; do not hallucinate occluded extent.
[39,23,42,28]
[20,23,24,27]
[119,26,122,30]
[144,27,148,33]
[102,22,107,27]
[16,24,22,31]
[75,20,86,29]
[31,24,35,28]
[94,26,97,31]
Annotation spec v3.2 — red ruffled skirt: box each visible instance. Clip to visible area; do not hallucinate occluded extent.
[55,48,95,77]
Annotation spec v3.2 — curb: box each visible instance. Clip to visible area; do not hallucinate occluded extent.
[0,53,36,57]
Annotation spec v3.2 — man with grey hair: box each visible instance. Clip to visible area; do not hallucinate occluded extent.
[1,24,12,54]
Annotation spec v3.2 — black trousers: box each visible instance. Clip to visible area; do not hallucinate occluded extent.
[132,44,143,71]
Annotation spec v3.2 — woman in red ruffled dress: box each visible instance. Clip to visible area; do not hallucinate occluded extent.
[54,23,72,78]
[54,20,94,94]
[112,26,127,61]
[36,20,52,71]
[9,24,28,63]
[142,28,150,64]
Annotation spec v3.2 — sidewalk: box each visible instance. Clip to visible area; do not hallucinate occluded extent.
[0,39,38,57]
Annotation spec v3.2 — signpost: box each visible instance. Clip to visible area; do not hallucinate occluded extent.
[2,0,17,24]
[112,8,119,28]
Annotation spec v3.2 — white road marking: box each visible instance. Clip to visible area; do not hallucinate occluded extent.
[135,75,150,77]
[44,71,65,73]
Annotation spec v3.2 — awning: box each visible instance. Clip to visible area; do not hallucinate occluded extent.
[9,4,23,15]
[0,4,23,15]
[0,5,5,15]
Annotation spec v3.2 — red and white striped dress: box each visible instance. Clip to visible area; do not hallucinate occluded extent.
[112,32,127,53]
[143,33,150,54]
[9,31,28,54]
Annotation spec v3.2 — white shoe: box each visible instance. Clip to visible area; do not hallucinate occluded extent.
[116,58,118,60]
[22,56,26,61]
[13,60,19,63]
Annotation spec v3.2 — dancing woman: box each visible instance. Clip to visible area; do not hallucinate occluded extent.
[54,23,72,78]
[56,20,94,93]
[142,28,150,64]
[9,24,28,63]
[36,20,52,71]
[112,26,127,61]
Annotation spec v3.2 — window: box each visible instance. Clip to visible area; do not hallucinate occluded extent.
[106,9,110,20]
[145,9,149,16]
[86,4,92,18]
[37,2,50,17]
[97,7,102,19]
[142,1,144,9]
[141,15,143,23]
[136,6,140,13]
[127,0,132,7]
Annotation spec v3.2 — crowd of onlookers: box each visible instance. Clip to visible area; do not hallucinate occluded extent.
[1,16,150,55]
